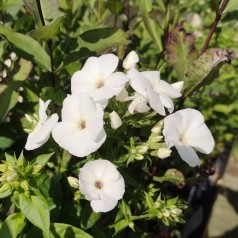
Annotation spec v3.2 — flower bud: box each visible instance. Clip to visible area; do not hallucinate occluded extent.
[136,144,149,154]
[135,154,144,160]
[128,221,135,231]
[68,176,79,188]
[151,121,163,134]
[7,172,19,182]
[0,183,11,193]
[162,209,171,217]
[32,164,43,175]
[157,148,172,159]
[123,51,139,70]
[171,208,182,216]
[109,111,122,130]
[20,180,29,191]
[0,164,7,172]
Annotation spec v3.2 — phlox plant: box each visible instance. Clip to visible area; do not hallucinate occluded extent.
[0,0,238,238]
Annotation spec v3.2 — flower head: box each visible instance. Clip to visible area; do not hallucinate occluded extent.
[127,68,183,115]
[79,159,125,213]
[163,109,215,167]
[25,99,58,150]
[71,54,128,104]
[52,94,106,157]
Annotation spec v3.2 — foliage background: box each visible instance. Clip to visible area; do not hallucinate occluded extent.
[0,0,238,237]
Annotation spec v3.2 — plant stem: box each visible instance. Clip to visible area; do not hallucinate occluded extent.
[36,0,56,87]
[200,0,229,55]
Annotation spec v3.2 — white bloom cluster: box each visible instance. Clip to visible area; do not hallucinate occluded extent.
[24,51,215,212]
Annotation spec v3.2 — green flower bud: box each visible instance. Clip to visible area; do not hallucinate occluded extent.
[7,172,19,182]
[68,176,79,188]
[128,221,135,231]
[162,209,171,217]
[136,144,149,154]
[47,162,54,168]
[8,165,17,172]
[20,180,29,191]
[135,154,144,160]
[171,208,182,216]
[0,164,7,172]
[32,164,43,175]
[157,148,172,159]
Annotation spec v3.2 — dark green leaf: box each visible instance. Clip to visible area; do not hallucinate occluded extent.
[0,24,51,70]
[80,203,101,230]
[106,0,124,14]
[19,193,50,238]
[57,28,130,72]
[0,59,32,123]
[23,0,64,27]
[0,212,26,238]
[40,87,67,105]
[29,16,64,39]
[50,223,93,238]
[33,152,54,166]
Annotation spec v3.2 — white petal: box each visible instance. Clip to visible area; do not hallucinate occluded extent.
[61,94,97,123]
[90,193,118,213]
[123,51,139,69]
[159,93,174,110]
[39,98,50,123]
[155,80,181,98]
[163,113,181,148]
[186,123,215,154]
[147,89,165,116]
[71,70,95,95]
[52,122,105,157]
[141,71,160,87]
[105,72,129,96]
[116,87,128,102]
[88,85,115,102]
[175,144,200,167]
[171,81,184,93]
[127,68,152,97]
[128,96,150,114]
[103,177,125,200]
[25,113,58,150]
[82,56,100,80]
[98,54,119,79]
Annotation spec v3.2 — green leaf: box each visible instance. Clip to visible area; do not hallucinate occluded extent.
[0,212,26,238]
[0,24,51,70]
[106,0,124,14]
[23,0,64,28]
[112,219,129,235]
[140,0,162,52]
[166,22,197,81]
[50,223,93,238]
[57,28,130,71]
[0,59,32,123]
[222,0,238,14]
[40,87,67,105]
[19,194,50,238]
[144,192,154,209]
[33,152,54,166]
[80,203,101,230]
[29,16,64,39]
[183,48,234,97]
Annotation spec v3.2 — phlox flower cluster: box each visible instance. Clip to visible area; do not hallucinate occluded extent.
[24,51,215,212]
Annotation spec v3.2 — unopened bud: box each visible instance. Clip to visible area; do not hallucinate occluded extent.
[135,154,144,160]
[0,164,7,172]
[7,172,19,182]
[157,148,172,159]
[47,162,54,168]
[136,144,149,154]
[68,176,79,188]
[128,221,135,231]
[123,51,139,70]
[110,111,122,130]
[20,180,29,191]
[33,164,43,175]
[171,208,182,216]
[151,121,163,134]
[162,209,170,217]
[0,183,11,193]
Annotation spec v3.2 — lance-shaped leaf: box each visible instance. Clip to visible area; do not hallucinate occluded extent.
[166,21,197,81]
[19,194,50,238]
[0,24,51,70]
[29,16,64,40]
[23,0,64,28]
[49,223,93,238]
[57,28,130,72]
[140,0,163,52]
[0,212,26,238]
[183,48,234,97]
[0,59,32,123]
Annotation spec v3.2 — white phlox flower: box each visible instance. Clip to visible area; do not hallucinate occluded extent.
[109,111,122,129]
[79,159,125,213]
[71,54,128,104]
[127,68,183,115]
[125,92,150,114]
[163,109,215,167]
[123,51,139,70]
[25,99,58,150]
[52,94,106,157]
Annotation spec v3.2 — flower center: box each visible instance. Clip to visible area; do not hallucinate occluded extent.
[94,180,103,189]
[180,134,188,144]
[78,120,86,130]
[95,80,104,89]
